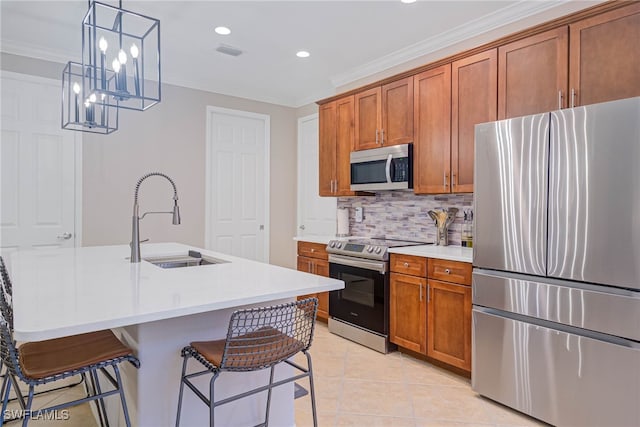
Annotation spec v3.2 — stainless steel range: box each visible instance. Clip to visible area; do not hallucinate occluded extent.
[326,237,428,353]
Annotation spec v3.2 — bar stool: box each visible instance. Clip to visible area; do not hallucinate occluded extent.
[0,260,140,427]
[176,298,319,427]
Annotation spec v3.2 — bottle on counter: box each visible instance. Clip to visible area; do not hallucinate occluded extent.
[462,210,473,248]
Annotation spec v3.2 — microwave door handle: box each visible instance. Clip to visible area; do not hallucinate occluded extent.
[385,154,393,183]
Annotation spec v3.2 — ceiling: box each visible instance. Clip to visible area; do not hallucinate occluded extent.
[1,1,601,107]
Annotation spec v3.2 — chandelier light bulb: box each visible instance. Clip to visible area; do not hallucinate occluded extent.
[112,59,121,73]
[72,82,81,94]
[118,49,128,64]
[84,99,91,107]
[101,93,106,100]
[130,44,139,59]
[99,37,108,52]
[89,93,97,103]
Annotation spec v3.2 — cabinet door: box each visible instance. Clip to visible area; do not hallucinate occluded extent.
[390,273,427,354]
[381,77,414,147]
[319,102,337,196]
[413,65,452,194]
[313,259,329,277]
[335,96,355,196]
[297,256,314,274]
[498,27,568,119]
[427,279,471,371]
[317,291,329,322]
[354,87,382,151]
[569,3,640,107]
[452,49,497,193]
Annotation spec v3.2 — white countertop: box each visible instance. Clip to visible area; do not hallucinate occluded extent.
[294,235,352,245]
[10,243,344,342]
[389,245,473,263]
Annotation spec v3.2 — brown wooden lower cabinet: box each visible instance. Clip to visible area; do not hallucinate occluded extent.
[296,254,330,322]
[390,273,427,354]
[427,279,472,371]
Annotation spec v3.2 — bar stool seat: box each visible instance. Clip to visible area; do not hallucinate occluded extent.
[18,330,134,380]
[176,298,319,427]
[190,326,306,369]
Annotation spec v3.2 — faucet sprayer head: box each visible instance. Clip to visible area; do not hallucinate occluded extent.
[172,200,181,225]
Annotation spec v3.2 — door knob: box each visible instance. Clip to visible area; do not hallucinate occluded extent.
[299,225,305,230]
[57,232,73,240]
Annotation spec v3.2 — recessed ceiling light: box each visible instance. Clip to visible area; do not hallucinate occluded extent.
[296,51,310,58]
[214,26,231,35]
[401,0,417,3]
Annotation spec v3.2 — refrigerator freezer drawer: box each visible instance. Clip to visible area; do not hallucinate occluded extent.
[472,309,640,427]
[473,269,640,341]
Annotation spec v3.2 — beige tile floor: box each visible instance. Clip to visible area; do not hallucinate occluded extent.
[5,323,547,426]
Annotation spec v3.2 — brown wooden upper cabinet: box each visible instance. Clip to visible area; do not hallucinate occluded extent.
[498,27,569,119]
[354,77,413,151]
[451,49,497,194]
[413,64,452,194]
[319,96,356,196]
[569,3,640,107]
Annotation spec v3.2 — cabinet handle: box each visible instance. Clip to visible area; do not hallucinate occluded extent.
[404,262,409,267]
[310,248,315,253]
[571,88,576,108]
[427,284,431,302]
[444,172,449,188]
[381,129,385,145]
[419,283,423,301]
[445,268,451,274]
[309,261,312,273]
[452,173,456,188]
[375,129,380,145]
[558,90,563,109]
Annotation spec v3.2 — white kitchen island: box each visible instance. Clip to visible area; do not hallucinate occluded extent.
[10,242,344,427]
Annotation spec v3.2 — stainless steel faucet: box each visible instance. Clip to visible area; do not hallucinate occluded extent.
[131,172,181,263]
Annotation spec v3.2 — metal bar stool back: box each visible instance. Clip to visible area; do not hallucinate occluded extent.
[176,297,319,427]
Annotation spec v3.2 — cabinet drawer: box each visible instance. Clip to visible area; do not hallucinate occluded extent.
[390,254,427,277]
[428,259,472,285]
[297,241,328,260]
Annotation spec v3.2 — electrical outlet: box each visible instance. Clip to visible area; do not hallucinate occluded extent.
[355,207,364,223]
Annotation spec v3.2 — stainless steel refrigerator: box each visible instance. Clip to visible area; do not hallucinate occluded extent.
[472,97,640,427]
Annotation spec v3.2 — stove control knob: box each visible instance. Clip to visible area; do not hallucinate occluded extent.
[336,242,343,249]
[329,241,335,248]
[375,247,382,254]
[367,246,374,253]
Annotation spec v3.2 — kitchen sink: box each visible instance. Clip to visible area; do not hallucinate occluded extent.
[143,251,229,269]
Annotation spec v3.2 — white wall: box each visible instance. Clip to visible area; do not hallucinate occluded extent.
[1,53,299,268]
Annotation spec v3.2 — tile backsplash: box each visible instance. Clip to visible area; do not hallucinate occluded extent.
[337,191,474,246]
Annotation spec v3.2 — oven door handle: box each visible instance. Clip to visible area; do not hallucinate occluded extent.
[329,254,387,274]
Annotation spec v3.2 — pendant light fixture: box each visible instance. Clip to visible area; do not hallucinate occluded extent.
[61,1,161,134]
[61,61,119,134]
[82,0,161,111]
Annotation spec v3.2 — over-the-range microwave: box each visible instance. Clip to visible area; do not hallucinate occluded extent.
[350,143,413,191]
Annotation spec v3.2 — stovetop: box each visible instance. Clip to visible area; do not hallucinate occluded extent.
[326,237,430,261]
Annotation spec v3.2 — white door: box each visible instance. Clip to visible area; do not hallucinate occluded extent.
[297,114,336,236]
[0,72,79,256]
[206,107,269,262]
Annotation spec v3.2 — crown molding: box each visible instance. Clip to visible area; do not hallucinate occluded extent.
[1,39,78,65]
[330,0,571,88]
